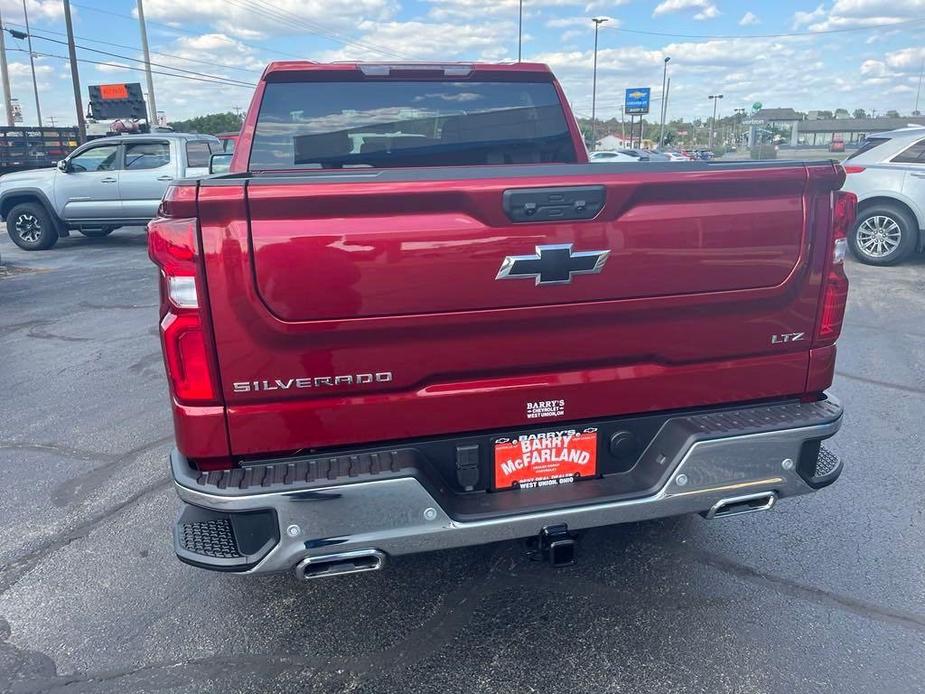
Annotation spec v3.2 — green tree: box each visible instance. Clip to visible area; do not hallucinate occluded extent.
[852,109,867,119]
[168,112,243,135]
[885,110,900,118]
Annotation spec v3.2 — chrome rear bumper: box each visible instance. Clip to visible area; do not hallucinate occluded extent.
[172,398,843,576]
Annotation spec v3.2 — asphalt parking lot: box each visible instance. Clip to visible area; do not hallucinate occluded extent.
[0,227,923,694]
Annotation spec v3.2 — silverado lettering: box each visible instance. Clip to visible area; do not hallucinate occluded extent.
[232,372,393,392]
[149,60,851,579]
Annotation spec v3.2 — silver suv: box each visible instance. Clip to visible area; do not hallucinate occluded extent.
[0,132,221,250]
[841,126,925,265]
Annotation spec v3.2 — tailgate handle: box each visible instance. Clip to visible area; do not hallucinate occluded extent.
[502,186,605,223]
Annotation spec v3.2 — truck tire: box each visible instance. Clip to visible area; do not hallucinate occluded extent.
[849,204,917,266]
[78,227,115,238]
[6,202,58,251]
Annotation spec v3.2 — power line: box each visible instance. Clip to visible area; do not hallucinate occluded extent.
[612,16,925,40]
[232,0,409,60]
[69,2,306,60]
[6,47,256,89]
[73,0,410,62]
[22,32,256,87]
[3,20,257,75]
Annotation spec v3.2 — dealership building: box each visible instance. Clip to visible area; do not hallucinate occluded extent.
[750,108,925,147]
[798,116,925,146]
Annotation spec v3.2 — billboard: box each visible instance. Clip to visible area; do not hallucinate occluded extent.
[88,82,147,120]
[624,87,651,115]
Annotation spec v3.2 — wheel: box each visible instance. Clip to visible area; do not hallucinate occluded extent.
[6,202,58,250]
[78,227,115,238]
[849,204,917,266]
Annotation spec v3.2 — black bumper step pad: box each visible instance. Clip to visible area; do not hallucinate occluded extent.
[178,517,241,559]
[174,505,279,572]
[797,442,843,489]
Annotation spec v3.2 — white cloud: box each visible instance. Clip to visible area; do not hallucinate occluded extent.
[792,4,826,28]
[425,0,624,21]
[532,34,853,120]
[653,0,720,20]
[93,61,134,74]
[139,0,399,41]
[1,0,63,20]
[800,0,925,31]
[318,19,516,62]
[546,15,622,29]
[739,11,760,26]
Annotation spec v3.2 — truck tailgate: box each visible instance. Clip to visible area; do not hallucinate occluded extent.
[197,162,841,456]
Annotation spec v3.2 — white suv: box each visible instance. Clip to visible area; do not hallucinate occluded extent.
[841,126,925,265]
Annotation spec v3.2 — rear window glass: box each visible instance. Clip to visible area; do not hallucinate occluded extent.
[845,137,888,161]
[249,80,577,170]
[892,138,925,164]
[186,141,214,167]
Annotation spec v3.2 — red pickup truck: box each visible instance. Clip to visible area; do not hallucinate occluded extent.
[149,61,853,579]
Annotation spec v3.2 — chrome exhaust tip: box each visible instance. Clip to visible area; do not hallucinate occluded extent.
[294,549,386,580]
[704,491,777,519]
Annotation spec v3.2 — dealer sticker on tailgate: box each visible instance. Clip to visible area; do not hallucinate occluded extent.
[494,428,598,490]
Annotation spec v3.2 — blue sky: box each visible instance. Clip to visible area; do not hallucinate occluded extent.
[2,0,923,126]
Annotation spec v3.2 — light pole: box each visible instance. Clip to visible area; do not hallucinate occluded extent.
[590,16,608,151]
[517,0,523,62]
[914,57,924,116]
[137,0,158,127]
[708,94,723,149]
[658,56,670,149]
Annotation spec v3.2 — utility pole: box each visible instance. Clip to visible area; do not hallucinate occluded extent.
[137,0,157,127]
[658,56,670,149]
[708,93,723,149]
[589,16,608,151]
[517,0,523,62]
[62,0,85,142]
[22,0,41,126]
[0,8,14,127]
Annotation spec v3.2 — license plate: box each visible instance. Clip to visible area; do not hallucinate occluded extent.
[493,428,598,490]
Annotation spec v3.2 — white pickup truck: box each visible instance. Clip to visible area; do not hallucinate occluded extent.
[0,132,221,250]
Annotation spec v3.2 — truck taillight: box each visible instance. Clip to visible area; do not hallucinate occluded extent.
[148,207,219,405]
[816,191,855,346]
[159,312,214,401]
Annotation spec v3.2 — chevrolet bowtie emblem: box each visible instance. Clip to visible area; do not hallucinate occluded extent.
[496,244,610,285]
